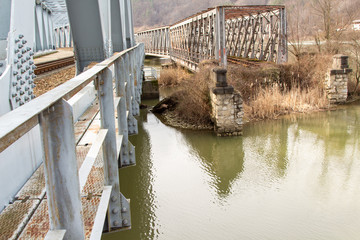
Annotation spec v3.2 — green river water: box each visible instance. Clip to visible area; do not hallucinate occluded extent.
[103,58,360,240]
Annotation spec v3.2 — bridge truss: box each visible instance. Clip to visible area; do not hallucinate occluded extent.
[136,5,287,71]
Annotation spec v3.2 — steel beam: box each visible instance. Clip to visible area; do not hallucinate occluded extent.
[65,0,105,73]
[39,99,85,240]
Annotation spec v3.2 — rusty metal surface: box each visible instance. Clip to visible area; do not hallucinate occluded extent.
[224,5,284,19]
[74,103,100,144]
[18,200,49,240]
[15,165,45,200]
[0,200,40,240]
[77,145,92,169]
[82,197,102,239]
[17,196,103,240]
[81,155,105,196]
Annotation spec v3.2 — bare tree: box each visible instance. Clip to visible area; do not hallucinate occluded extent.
[312,0,334,41]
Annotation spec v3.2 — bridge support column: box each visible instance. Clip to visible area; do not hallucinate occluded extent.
[210,68,243,136]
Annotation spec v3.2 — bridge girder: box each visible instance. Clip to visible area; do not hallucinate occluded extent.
[136,5,288,70]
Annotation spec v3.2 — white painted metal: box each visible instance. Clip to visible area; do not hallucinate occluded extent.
[44,230,66,240]
[39,99,85,239]
[89,186,112,240]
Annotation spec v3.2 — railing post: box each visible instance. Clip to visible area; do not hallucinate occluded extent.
[124,53,138,136]
[39,99,85,240]
[215,6,227,67]
[97,68,130,229]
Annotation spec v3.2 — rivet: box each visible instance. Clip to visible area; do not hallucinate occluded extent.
[25,86,29,91]
[14,59,19,64]
[32,74,36,79]
[122,219,128,225]
[17,76,22,81]
[0,63,3,67]
[12,82,17,86]
[112,208,119,214]
[20,91,24,95]
[20,80,25,85]
[121,207,127,213]
[19,34,24,39]
[15,97,21,102]
[17,64,22,69]
[24,96,29,101]
[21,69,26,74]
[26,47,31,51]
[129,151,133,155]
[113,221,120,227]
[18,44,23,48]
[29,61,34,65]
[22,40,27,44]
[15,39,20,43]
[16,86,21,91]
[29,51,34,56]
[31,94,35,99]
[29,80,33,84]
[31,83,36,88]
[100,92,104,96]
[28,91,33,95]
[26,56,30,60]
[25,75,30,80]
[18,54,22,58]
[22,49,27,54]
[29,70,33,74]
[12,92,17,97]
[26,66,30,70]
[21,59,26,64]
[19,101,24,106]
[111,196,117,202]
[14,49,19,53]
[32,65,36,70]
[13,71,18,75]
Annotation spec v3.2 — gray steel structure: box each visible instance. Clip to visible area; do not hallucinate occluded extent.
[136,5,288,71]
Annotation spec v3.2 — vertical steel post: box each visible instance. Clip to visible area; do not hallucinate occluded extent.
[39,99,85,240]
[278,7,288,63]
[97,68,130,229]
[215,6,227,68]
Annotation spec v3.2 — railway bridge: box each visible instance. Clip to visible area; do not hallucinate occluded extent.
[136,5,288,71]
[0,1,288,239]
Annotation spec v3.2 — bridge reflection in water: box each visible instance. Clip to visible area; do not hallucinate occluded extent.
[104,101,360,240]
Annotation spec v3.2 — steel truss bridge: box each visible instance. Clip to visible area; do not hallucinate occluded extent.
[136,5,288,71]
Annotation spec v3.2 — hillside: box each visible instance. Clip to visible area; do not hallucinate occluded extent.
[132,0,360,40]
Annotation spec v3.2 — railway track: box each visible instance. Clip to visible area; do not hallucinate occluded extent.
[227,56,261,67]
[34,56,75,75]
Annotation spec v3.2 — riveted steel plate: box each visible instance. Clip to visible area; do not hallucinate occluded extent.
[0,199,40,240]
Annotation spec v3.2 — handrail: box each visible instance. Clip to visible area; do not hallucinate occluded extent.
[0,43,142,153]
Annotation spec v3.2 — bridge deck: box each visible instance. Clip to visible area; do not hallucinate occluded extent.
[0,101,110,239]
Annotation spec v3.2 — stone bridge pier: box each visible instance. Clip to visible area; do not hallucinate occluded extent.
[210,68,243,136]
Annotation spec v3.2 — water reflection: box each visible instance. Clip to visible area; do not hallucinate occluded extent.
[103,101,360,240]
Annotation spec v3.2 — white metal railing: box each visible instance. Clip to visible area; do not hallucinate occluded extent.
[0,43,145,239]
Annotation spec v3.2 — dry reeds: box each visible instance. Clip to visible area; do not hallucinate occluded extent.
[158,66,191,86]
[243,85,329,121]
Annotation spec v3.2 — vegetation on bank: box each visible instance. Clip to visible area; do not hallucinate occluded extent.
[157,53,344,127]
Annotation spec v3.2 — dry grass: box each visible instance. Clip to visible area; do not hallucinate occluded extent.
[158,66,191,86]
[243,85,329,121]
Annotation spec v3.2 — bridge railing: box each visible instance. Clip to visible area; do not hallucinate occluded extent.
[0,43,144,239]
[136,5,287,71]
[136,26,170,57]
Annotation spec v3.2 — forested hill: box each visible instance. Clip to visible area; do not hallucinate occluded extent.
[133,0,360,39]
[132,0,277,30]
